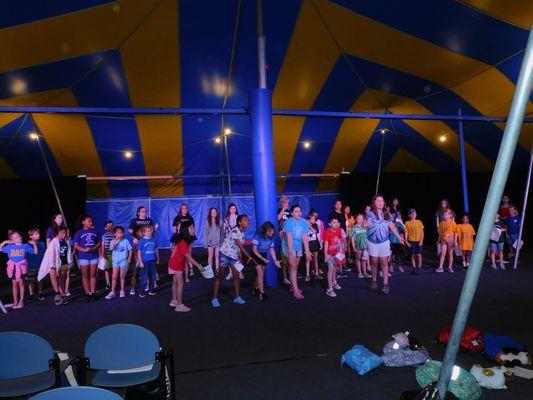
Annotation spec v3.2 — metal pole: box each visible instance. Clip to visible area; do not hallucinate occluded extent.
[224,134,233,201]
[458,108,469,213]
[436,25,533,398]
[514,149,533,269]
[257,0,267,89]
[375,129,386,195]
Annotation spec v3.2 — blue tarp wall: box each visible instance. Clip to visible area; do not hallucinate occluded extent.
[86,193,338,248]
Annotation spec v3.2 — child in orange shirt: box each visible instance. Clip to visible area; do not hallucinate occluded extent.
[437,209,457,273]
[457,214,476,270]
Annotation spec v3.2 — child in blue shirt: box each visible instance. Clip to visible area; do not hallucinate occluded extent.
[137,225,159,297]
[1,230,37,309]
[26,228,46,301]
[506,205,521,258]
[100,220,114,290]
[251,221,281,301]
[105,226,133,300]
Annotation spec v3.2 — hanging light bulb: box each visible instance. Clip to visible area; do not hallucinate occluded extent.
[380,128,387,134]
[303,141,311,149]
[29,132,39,140]
[124,151,133,159]
[439,134,447,143]
[224,128,232,136]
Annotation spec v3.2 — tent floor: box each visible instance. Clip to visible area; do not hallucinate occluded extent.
[1,250,532,399]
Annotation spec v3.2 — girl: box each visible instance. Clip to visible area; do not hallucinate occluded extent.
[0,231,37,309]
[435,199,455,227]
[350,213,370,278]
[137,226,159,297]
[437,209,458,273]
[128,206,154,294]
[457,214,475,269]
[172,203,193,234]
[390,198,402,220]
[489,213,507,271]
[169,221,204,312]
[73,214,101,300]
[498,195,511,219]
[105,226,133,299]
[203,208,223,273]
[26,228,46,301]
[212,215,254,307]
[310,209,326,247]
[224,203,244,281]
[278,197,291,285]
[305,214,321,282]
[364,195,405,294]
[251,221,282,301]
[282,205,311,300]
[46,214,64,247]
[323,217,344,298]
[38,226,71,306]
[344,205,355,265]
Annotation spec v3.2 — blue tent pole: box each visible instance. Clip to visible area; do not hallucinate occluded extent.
[250,0,278,287]
[436,25,533,398]
[458,109,469,213]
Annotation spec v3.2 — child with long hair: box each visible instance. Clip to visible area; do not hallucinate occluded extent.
[169,221,204,312]
[26,228,46,301]
[390,198,402,219]
[204,208,223,272]
[105,226,133,299]
[344,205,355,265]
[212,214,254,307]
[404,209,424,274]
[350,213,370,278]
[173,203,194,279]
[137,226,159,297]
[489,213,506,271]
[100,221,114,290]
[73,215,100,300]
[305,213,321,281]
[1,231,37,309]
[389,211,406,273]
[46,214,64,247]
[251,221,281,301]
[364,195,405,294]
[437,209,458,273]
[323,216,344,297]
[457,214,475,270]
[224,203,244,281]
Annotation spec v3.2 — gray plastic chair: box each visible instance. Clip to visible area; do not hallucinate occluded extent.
[30,386,123,400]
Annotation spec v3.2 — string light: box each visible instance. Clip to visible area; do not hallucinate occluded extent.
[214,136,222,144]
[303,141,311,149]
[29,132,39,140]
[224,128,232,136]
[439,134,447,143]
[380,128,387,134]
[124,151,133,159]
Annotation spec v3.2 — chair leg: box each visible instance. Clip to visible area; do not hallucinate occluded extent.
[50,356,61,388]
[168,350,176,400]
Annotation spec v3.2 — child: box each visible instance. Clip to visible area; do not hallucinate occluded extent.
[38,226,72,306]
[25,228,46,301]
[73,215,100,300]
[1,231,37,309]
[389,211,406,273]
[505,205,521,259]
[168,221,204,312]
[344,205,355,265]
[437,209,458,273]
[489,213,507,270]
[105,226,132,299]
[305,214,321,282]
[204,208,223,273]
[323,217,344,297]
[212,214,254,307]
[251,221,282,301]
[100,221,114,290]
[350,214,370,278]
[137,226,159,297]
[404,209,424,274]
[457,214,475,269]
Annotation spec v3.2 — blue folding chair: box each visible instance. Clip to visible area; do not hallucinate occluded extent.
[30,386,123,400]
[83,324,175,399]
[0,332,60,398]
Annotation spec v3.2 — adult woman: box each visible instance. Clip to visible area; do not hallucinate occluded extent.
[282,205,311,300]
[203,208,223,272]
[364,195,404,294]
[46,214,64,247]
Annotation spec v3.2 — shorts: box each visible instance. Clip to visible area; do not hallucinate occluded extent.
[106,254,113,270]
[59,264,71,272]
[283,249,303,257]
[113,259,129,268]
[409,241,424,255]
[25,268,38,282]
[490,242,504,251]
[252,252,268,266]
[367,240,391,258]
[220,253,238,268]
[7,260,27,282]
[78,257,98,266]
[508,234,518,246]
[326,254,345,267]
[309,240,320,253]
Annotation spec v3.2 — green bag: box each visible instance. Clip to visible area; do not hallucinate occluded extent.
[415,361,481,400]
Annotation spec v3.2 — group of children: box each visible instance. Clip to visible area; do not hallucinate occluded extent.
[0,196,522,311]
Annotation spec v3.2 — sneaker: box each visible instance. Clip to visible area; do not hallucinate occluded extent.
[251,288,260,297]
[282,278,291,285]
[189,268,195,276]
[65,291,71,297]
[436,267,444,273]
[233,296,246,305]
[500,264,506,271]
[326,288,337,298]
[314,274,324,280]
[226,271,233,280]
[370,281,378,291]
[305,275,311,282]
[363,273,371,278]
[105,284,111,290]
[358,273,364,279]
[169,300,178,307]
[333,282,341,290]
[38,293,45,301]
[105,292,116,300]
[382,285,390,295]
[211,298,221,308]
[259,293,268,302]
[185,278,190,283]
[119,290,126,298]
[129,288,136,296]
[238,272,244,280]
[148,291,157,296]
[175,304,191,312]
[14,302,24,309]
[448,268,454,273]
[139,292,147,298]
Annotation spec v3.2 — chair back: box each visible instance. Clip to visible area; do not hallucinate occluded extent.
[84,324,160,370]
[0,332,54,379]
[30,386,123,400]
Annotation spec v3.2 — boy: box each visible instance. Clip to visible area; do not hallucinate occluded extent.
[404,209,424,274]
[505,205,521,258]
[137,226,159,297]
[101,221,114,290]
[26,228,46,301]
[489,213,506,270]
[323,216,344,298]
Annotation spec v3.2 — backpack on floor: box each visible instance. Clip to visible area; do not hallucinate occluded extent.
[483,333,530,366]
[438,326,483,353]
[381,341,430,367]
[341,345,382,375]
[416,361,481,400]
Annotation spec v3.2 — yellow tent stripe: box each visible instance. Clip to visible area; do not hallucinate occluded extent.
[0,0,160,73]
[121,0,182,196]
[460,0,533,30]
[385,147,438,173]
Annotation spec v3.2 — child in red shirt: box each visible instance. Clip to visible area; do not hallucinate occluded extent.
[168,221,204,312]
[323,217,345,298]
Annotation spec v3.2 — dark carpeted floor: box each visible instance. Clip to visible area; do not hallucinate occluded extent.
[1,249,532,399]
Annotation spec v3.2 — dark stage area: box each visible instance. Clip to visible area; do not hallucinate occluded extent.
[1,249,532,399]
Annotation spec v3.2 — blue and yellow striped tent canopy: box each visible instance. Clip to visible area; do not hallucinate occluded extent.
[0,0,532,198]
